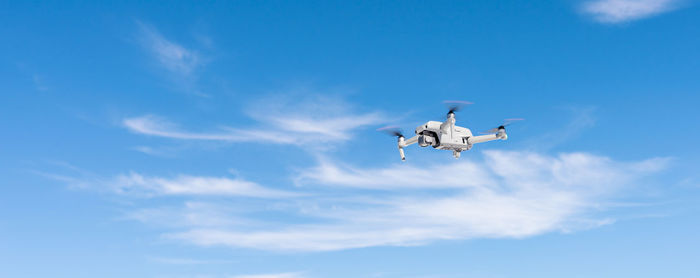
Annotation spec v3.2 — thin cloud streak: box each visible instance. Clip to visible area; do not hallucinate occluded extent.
[122,97,383,146]
[49,171,299,198]
[147,256,234,265]
[524,106,597,151]
[581,0,681,23]
[112,172,300,198]
[123,114,381,145]
[123,115,254,141]
[126,202,263,229]
[296,159,496,189]
[130,145,176,157]
[137,21,200,75]
[231,272,305,278]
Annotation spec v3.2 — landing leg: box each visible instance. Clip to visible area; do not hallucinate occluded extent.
[453,150,461,159]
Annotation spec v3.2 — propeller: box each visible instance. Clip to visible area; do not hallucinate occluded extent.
[443,100,473,114]
[377,125,404,138]
[481,118,525,134]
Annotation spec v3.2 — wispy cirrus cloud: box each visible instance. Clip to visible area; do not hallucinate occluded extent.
[110,172,299,198]
[296,159,495,189]
[524,106,597,151]
[49,170,298,198]
[137,21,201,75]
[127,150,669,252]
[581,0,682,23]
[123,95,383,147]
[123,115,255,141]
[131,145,175,157]
[231,272,305,278]
[147,256,235,265]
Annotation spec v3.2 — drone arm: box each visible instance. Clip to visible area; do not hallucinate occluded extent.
[402,135,419,146]
[467,132,507,145]
[398,135,418,161]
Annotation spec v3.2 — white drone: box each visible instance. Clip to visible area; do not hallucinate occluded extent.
[379,101,523,160]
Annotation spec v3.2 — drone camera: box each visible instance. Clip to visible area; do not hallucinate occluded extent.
[418,135,437,147]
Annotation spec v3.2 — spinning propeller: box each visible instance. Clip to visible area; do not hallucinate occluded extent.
[376,125,404,138]
[443,100,473,115]
[481,118,525,134]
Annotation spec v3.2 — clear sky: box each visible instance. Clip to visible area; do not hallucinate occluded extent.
[1,1,699,277]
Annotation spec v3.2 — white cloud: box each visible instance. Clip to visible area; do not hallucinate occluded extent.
[123,115,255,141]
[137,21,200,75]
[581,0,681,23]
[148,256,234,265]
[244,94,384,140]
[126,202,263,228]
[230,272,304,278]
[130,145,176,157]
[122,96,383,147]
[36,144,669,252]
[524,106,597,151]
[296,159,495,189]
[148,151,668,252]
[88,172,299,198]
[116,172,298,198]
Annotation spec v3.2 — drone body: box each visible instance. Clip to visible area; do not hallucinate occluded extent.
[381,101,520,161]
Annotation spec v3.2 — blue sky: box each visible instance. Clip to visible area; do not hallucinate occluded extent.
[1,1,699,277]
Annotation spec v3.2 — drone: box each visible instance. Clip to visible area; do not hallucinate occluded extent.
[378,101,523,160]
